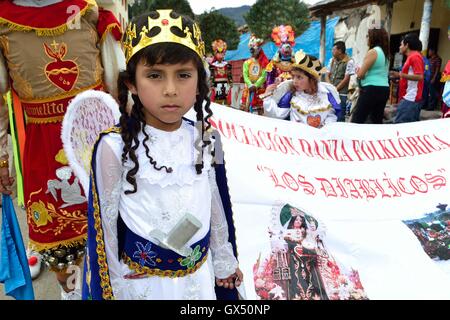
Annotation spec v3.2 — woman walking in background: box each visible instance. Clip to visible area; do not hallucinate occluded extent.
[351,28,390,124]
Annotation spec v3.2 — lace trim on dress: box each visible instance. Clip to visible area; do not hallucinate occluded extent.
[121,121,213,188]
[208,170,238,279]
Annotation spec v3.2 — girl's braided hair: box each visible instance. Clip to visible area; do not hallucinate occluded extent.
[117,11,213,194]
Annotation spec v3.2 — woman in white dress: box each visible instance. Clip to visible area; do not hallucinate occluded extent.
[82,10,242,300]
[263,51,340,128]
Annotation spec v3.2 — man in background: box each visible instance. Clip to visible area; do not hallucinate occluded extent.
[327,41,355,121]
[427,48,442,110]
[390,33,424,123]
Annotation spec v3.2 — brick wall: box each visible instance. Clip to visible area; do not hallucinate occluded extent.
[230,60,245,83]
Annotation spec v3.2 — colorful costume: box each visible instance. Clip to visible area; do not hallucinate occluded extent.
[263,51,339,128]
[84,122,238,299]
[82,9,239,300]
[209,39,232,105]
[0,0,123,269]
[266,25,295,86]
[240,35,269,115]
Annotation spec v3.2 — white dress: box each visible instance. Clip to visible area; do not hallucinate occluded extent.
[94,120,238,300]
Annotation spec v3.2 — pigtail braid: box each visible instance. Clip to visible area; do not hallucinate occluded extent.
[118,70,141,194]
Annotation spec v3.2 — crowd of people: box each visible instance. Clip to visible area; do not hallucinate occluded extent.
[218,25,448,127]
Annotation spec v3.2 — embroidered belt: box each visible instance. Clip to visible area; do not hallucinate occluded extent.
[22,83,103,124]
[121,225,210,278]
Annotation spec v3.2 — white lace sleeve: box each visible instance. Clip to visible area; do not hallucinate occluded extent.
[208,169,238,279]
[324,109,338,125]
[263,96,290,119]
[95,136,123,293]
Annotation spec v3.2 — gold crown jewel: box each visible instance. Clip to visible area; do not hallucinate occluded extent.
[292,50,326,79]
[123,9,205,63]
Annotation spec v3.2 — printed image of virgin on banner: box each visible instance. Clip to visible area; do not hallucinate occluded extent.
[202,103,450,300]
[252,202,368,300]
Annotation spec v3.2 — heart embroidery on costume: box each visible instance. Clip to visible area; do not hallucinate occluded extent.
[306,115,322,128]
[44,42,79,92]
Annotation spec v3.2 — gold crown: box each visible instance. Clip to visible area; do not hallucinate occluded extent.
[292,50,326,79]
[123,9,205,63]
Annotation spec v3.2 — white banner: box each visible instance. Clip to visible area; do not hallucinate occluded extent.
[206,103,450,300]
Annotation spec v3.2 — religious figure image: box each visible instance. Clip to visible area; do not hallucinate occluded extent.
[253,203,368,300]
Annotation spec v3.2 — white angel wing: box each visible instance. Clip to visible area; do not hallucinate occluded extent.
[61,90,120,194]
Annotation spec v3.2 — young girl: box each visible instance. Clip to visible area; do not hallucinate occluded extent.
[263,51,340,128]
[82,10,242,300]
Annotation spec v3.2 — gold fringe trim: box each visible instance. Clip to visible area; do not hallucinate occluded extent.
[100,22,122,43]
[28,234,87,252]
[122,253,209,278]
[101,127,121,135]
[290,101,332,115]
[0,3,91,36]
[21,80,103,104]
[91,158,115,299]
[27,115,64,124]
[441,74,450,82]
[86,126,122,299]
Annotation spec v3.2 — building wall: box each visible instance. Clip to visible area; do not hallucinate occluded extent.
[391,0,446,34]
[97,0,130,31]
[332,0,449,69]
[389,0,449,62]
[230,60,245,83]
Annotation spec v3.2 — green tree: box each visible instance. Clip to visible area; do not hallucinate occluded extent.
[245,0,310,40]
[128,0,148,20]
[129,0,195,20]
[198,11,240,54]
[147,0,194,19]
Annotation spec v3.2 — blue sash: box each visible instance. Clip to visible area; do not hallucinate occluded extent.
[120,221,210,278]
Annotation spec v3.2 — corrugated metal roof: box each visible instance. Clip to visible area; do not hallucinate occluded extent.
[309,0,391,16]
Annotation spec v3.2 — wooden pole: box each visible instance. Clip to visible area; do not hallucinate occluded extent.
[320,15,326,64]
[385,0,393,35]
[419,0,433,55]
